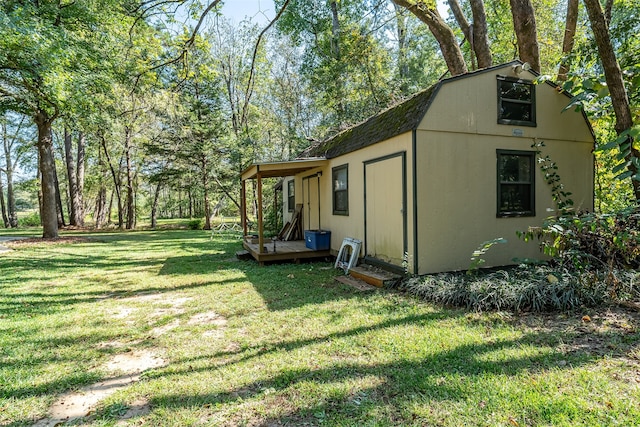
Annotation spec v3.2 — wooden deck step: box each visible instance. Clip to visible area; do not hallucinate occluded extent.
[235,250,253,261]
[348,265,401,288]
[335,275,378,291]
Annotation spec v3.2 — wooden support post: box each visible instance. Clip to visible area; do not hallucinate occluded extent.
[257,172,265,253]
[241,180,247,237]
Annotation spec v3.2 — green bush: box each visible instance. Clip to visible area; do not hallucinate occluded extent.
[518,207,640,271]
[395,265,639,312]
[187,218,204,230]
[19,212,41,227]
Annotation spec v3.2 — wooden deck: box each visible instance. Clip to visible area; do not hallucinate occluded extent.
[242,239,331,264]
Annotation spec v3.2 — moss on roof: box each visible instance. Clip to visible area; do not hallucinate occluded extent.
[305,84,439,159]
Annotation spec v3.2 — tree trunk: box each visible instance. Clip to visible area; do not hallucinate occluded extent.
[0,173,8,228]
[557,0,579,81]
[329,0,346,117]
[509,0,541,73]
[64,127,80,226]
[604,0,613,25]
[53,151,66,228]
[202,155,212,230]
[107,189,114,226]
[448,0,471,42]
[132,170,138,229]
[35,111,59,238]
[94,144,108,229]
[213,174,241,212]
[329,0,341,60]
[2,117,18,228]
[469,0,492,69]
[124,127,135,230]
[37,159,43,225]
[393,2,409,89]
[100,134,123,228]
[447,0,474,68]
[0,121,8,228]
[151,182,161,229]
[94,186,107,229]
[583,0,640,200]
[76,131,86,226]
[4,155,17,229]
[392,0,468,76]
[116,155,125,228]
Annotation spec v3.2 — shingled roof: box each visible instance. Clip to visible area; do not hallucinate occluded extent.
[303,84,439,159]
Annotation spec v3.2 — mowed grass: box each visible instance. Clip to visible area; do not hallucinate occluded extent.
[1,229,639,426]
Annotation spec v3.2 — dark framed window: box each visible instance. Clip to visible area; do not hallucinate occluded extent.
[497,150,535,217]
[497,76,536,127]
[287,179,295,212]
[332,164,349,215]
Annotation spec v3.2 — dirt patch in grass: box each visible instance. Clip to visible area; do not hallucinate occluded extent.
[188,311,227,326]
[113,307,137,319]
[97,339,143,350]
[105,350,165,375]
[516,305,640,361]
[115,398,152,425]
[32,350,165,426]
[150,319,181,336]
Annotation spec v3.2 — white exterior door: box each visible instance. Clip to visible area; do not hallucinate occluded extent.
[303,174,321,230]
[364,153,406,267]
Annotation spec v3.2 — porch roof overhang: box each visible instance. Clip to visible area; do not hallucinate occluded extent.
[241,158,327,181]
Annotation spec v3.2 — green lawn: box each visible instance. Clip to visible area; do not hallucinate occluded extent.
[1,229,639,426]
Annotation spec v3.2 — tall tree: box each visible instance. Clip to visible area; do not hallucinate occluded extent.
[583,0,639,199]
[509,0,541,72]
[391,0,468,76]
[76,131,86,225]
[447,0,492,69]
[0,0,131,237]
[557,0,580,81]
[0,170,7,227]
[468,0,492,69]
[63,127,82,226]
[0,112,29,228]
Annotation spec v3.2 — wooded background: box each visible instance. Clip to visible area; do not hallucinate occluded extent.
[0,0,638,237]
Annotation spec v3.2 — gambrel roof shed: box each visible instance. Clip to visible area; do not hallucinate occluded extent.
[242,61,595,274]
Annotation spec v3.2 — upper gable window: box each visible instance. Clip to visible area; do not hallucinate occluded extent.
[497,76,536,127]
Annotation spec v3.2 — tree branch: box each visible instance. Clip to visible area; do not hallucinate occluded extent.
[240,0,292,130]
[134,0,222,86]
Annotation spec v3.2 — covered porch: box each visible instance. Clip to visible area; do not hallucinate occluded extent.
[240,158,329,264]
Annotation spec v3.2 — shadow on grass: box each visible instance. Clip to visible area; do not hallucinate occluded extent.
[0,230,356,402]
[0,276,241,318]
[144,323,627,425]
[157,234,359,311]
[155,310,453,375]
[3,230,640,425]
[0,231,240,318]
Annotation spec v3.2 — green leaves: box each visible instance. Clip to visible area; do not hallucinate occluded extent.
[595,126,640,182]
[531,140,575,215]
[0,0,142,118]
[468,238,507,274]
[560,76,610,113]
